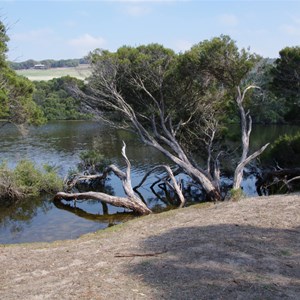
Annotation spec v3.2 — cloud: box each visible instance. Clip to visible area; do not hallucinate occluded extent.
[68,34,107,55]
[218,14,239,27]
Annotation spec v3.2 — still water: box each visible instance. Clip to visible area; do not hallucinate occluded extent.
[0,121,299,244]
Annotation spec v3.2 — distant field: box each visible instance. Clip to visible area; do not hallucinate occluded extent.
[16,64,91,81]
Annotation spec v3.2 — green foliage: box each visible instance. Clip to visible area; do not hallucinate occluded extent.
[87,37,263,157]
[184,35,259,88]
[78,149,111,173]
[270,46,300,122]
[229,188,245,201]
[0,160,63,201]
[263,132,300,168]
[33,76,91,120]
[244,58,286,124]
[0,19,45,126]
[9,58,88,70]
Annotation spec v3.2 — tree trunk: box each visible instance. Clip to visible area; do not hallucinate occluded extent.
[54,191,151,215]
[54,142,152,215]
[233,86,269,191]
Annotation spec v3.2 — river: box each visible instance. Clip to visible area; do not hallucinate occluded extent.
[0,121,299,244]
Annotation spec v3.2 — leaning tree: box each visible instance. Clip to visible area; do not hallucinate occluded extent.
[56,37,269,214]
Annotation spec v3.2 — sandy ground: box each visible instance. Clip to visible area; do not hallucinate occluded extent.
[0,194,299,300]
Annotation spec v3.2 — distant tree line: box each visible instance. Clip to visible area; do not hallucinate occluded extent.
[8,58,89,70]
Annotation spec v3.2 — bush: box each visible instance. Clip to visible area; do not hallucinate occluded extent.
[0,160,63,204]
[78,150,110,173]
[229,188,245,201]
[263,132,300,168]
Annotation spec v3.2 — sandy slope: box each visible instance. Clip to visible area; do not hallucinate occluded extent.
[0,194,299,300]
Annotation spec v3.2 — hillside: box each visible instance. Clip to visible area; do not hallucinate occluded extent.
[0,194,299,299]
[16,64,91,81]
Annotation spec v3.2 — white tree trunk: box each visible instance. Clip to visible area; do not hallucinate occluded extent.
[233,86,269,190]
[55,142,152,215]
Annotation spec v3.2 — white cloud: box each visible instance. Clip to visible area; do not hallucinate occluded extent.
[218,14,239,27]
[68,34,107,55]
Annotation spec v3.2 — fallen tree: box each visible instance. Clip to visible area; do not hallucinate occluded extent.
[55,142,152,215]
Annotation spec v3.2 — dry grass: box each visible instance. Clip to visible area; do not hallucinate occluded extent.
[0,194,299,299]
[16,65,91,81]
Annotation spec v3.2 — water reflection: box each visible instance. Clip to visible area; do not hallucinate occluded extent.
[53,198,136,225]
[0,121,299,244]
[0,121,169,243]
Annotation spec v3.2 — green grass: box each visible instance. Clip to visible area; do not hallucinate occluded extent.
[16,64,91,81]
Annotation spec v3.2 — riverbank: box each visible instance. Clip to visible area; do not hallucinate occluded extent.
[1,194,299,299]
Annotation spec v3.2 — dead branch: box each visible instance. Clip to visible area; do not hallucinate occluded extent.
[114,250,167,258]
[55,142,152,215]
[134,165,185,207]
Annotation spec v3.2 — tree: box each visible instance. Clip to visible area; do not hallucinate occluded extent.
[32,76,90,120]
[271,46,300,122]
[0,19,45,128]
[57,38,269,214]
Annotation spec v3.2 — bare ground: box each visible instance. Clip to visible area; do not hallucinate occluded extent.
[0,194,299,300]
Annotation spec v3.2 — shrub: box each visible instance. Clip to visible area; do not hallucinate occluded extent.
[0,160,63,204]
[229,188,245,201]
[78,150,110,173]
[263,132,300,168]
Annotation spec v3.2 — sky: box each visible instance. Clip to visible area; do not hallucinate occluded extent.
[1,0,300,62]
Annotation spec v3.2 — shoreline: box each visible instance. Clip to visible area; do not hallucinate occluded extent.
[1,194,299,299]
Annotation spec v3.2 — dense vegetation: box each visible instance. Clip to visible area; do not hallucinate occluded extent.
[0,21,45,127]
[263,132,300,168]
[0,160,63,204]
[9,58,88,70]
[1,12,299,209]
[32,76,91,120]
[59,35,298,213]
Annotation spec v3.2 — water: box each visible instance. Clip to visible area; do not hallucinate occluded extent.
[0,121,170,244]
[0,121,299,244]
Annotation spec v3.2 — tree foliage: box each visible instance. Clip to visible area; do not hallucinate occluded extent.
[0,19,44,126]
[9,58,88,70]
[271,46,300,122]
[263,132,300,168]
[75,36,265,204]
[33,76,90,120]
[0,160,63,204]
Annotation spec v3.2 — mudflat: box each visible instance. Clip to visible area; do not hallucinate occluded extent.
[1,194,299,300]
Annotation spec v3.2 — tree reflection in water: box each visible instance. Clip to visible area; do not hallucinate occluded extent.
[0,195,52,236]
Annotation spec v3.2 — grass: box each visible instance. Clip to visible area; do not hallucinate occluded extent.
[16,64,91,81]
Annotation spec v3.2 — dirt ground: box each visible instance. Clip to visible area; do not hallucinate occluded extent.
[0,194,299,300]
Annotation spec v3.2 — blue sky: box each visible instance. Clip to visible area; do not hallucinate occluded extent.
[1,0,300,61]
